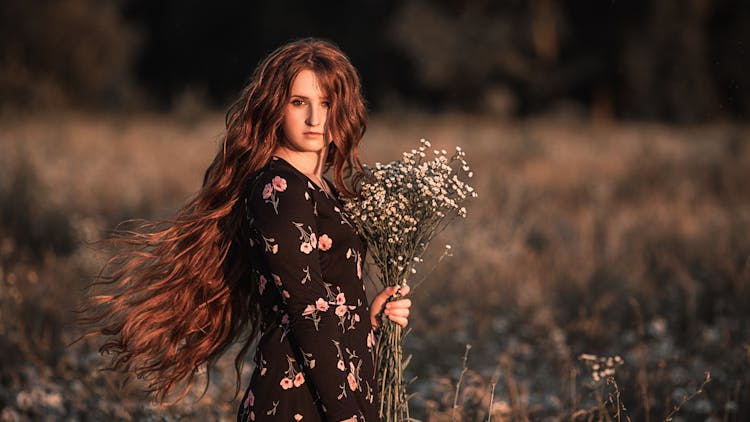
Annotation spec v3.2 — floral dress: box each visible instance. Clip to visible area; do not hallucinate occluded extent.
[237,156,379,422]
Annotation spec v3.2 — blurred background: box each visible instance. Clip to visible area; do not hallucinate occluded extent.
[1,0,748,420]
[2,0,750,120]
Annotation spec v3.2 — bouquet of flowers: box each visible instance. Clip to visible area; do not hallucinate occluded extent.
[343,139,477,421]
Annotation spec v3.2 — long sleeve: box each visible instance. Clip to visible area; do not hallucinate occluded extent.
[246,165,363,422]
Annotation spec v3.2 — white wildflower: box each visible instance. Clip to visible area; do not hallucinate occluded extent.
[341,138,477,411]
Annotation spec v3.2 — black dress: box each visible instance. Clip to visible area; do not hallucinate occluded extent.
[237,156,379,422]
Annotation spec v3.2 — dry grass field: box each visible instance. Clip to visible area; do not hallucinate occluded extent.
[1,112,749,421]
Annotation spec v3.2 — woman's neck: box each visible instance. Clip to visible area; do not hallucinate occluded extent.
[272,146,330,191]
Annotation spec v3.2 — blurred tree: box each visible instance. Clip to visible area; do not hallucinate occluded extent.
[121,0,410,110]
[0,0,141,110]
[620,0,721,121]
[389,0,598,114]
[708,0,750,120]
[388,0,528,113]
[1,0,747,121]
[387,0,749,121]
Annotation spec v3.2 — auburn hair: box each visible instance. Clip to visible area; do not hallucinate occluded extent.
[81,38,367,402]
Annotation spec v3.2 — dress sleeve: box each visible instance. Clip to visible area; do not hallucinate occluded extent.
[247,166,363,422]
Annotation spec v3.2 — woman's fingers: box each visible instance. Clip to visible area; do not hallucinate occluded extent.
[382,300,410,315]
[372,287,395,310]
[388,315,409,328]
[377,285,398,301]
[384,293,411,327]
[384,306,409,316]
[385,298,411,310]
[371,284,413,329]
[381,283,410,300]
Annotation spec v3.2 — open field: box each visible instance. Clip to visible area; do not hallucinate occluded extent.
[1,112,749,421]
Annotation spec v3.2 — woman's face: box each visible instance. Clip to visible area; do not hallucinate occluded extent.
[280,69,330,155]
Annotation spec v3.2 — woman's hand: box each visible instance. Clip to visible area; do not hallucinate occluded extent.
[369,284,412,330]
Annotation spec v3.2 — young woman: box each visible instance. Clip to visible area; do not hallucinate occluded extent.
[86,38,412,422]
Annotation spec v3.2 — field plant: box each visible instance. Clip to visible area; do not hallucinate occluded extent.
[343,139,476,421]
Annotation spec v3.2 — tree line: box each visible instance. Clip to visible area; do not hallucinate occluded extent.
[1,0,747,121]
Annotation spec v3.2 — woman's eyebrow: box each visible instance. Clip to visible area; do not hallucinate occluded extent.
[289,94,330,100]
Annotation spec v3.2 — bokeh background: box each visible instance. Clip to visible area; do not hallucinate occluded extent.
[1,1,749,420]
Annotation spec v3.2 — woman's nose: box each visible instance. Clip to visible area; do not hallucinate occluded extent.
[305,104,324,126]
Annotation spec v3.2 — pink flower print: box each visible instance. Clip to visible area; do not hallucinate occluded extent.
[354,313,360,322]
[347,372,358,391]
[337,359,346,371]
[262,183,273,199]
[303,304,316,316]
[282,290,290,299]
[367,331,375,348]
[318,234,333,251]
[336,292,346,305]
[309,232,317,248]
[357,258,362,279]
[300,242,313,254]
[280,377,294,390]
[272,274,282,286]
[271,176,287,192]
[293,372,305,387]
[294,414,303,421]
[258,275,267,295]
[315,298,329,312]
[250,410,255,421]
[309,359,315,368]
[281,313,289,325]
[335,305,347,316]
[244,389,255,408]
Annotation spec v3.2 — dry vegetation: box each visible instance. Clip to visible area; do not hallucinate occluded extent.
[1,112,749,421]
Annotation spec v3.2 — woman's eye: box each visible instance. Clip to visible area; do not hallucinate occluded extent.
[291,99,305,106]
[322,101,331,108]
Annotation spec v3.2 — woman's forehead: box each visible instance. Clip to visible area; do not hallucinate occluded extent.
[290,69,330,98]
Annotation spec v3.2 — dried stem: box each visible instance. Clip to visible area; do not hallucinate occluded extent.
[664,372,711,421]
[487,381,496,422]
[452,344,472,422]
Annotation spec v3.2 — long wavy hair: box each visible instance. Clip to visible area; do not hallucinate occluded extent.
[81,38,367,402]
